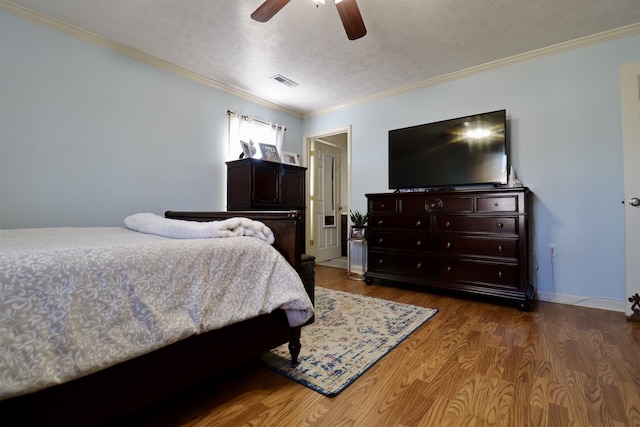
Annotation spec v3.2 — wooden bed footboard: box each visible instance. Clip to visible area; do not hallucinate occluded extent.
[165,210,305,270]
[0,210,309,426]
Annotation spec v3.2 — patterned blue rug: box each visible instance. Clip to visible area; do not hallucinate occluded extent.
[260,287,438,396]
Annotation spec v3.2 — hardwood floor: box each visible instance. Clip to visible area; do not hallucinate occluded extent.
[125,265,640,427]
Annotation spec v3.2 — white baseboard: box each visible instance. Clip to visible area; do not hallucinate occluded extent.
[536,290,626,312]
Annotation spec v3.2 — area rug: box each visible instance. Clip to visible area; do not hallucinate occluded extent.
[260,286,438,396]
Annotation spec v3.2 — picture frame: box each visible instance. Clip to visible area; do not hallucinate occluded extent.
[259,143,281,163]
[240,140,254,158]
[282,152,300,166]
[350,226,366,239]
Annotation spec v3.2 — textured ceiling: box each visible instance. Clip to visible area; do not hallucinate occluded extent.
[4,0,640,116]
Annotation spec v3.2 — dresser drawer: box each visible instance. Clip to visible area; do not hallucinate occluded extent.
[369,251,434,277]
[435,216,517,235]
[369,231,432,252]
[436,236,517,260]
[477,196,518,213]
[437,259,519,289]
[369,198,397,212]
[370,214,430,230]
[399,196,474,213]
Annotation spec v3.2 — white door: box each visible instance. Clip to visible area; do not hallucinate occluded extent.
[312,140,342,262]
[621,61,640,319]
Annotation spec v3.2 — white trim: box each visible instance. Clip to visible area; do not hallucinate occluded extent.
[3,0,639,120]
[0,0,303,119]
[536,290,626,312]
[620,61,640,317]
[304,126,352,256]
[304,22,640,118]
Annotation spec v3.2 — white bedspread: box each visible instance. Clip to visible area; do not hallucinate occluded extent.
[0,227,313,400]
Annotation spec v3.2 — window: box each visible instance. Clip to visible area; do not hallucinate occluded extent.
[228,111,286,161]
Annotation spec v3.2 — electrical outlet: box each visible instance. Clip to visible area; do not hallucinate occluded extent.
[548,244,557,257]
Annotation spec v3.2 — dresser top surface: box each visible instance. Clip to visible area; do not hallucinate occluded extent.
[366,187,530,198]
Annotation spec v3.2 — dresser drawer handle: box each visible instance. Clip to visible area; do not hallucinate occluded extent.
[446,241,452,249]
[377,219,384,226]
[497,270,504,278]
[416,262,422,269]
[497,244,504,252]
[445,221,452,228]
[377,258,384,265]
[380,203,385,208]
[425,198,443,213]
[496,222,504,229]
[378,238,384,245]
[446,265,452,273]
[494,202,499,207]
[416,220,422,227]
[416,240,422,247]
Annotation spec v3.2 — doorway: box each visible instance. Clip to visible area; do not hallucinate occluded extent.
[305,127,350,262]
[621,61,640,319]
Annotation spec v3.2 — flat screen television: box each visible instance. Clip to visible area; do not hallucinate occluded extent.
[388,109,508,190]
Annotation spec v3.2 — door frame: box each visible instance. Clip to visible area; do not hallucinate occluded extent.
[621,61,640,319]
[303,126,352,257]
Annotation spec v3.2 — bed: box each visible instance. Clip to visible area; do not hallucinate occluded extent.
[0,210,312,426]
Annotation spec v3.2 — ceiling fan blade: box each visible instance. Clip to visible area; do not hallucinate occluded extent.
[335,0,367,40]
[251,0,291,22]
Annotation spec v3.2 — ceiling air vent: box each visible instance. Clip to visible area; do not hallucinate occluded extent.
[272,74,299,88]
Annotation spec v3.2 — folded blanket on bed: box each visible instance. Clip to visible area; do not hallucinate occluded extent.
[124,213,275,244]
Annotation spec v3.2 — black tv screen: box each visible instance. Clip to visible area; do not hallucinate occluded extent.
[388,110,508,190]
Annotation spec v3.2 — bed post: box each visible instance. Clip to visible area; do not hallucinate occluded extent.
[289,326,302,366]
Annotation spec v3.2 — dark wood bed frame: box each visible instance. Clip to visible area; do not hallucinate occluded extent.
[0,210,310,426]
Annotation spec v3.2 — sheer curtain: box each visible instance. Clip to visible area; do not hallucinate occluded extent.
[228,111,286,161]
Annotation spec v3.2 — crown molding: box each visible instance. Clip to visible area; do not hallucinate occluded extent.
[305,22,640,119]
[3,0,639,121]
[0,0,303,119]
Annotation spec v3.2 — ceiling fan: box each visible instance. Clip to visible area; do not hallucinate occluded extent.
[251,0,367,40]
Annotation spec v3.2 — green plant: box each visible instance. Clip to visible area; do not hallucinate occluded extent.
[349,209,368,226]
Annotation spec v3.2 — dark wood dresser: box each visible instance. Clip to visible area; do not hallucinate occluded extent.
[365,187,533,309]
[226,158,306,211]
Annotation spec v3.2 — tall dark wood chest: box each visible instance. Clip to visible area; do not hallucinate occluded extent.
[226,158,306,211]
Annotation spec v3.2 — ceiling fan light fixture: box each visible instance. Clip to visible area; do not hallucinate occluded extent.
[252,0,366,40]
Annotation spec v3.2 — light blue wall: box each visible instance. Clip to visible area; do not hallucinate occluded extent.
[0,11,302,228]
[304,34,640,304]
